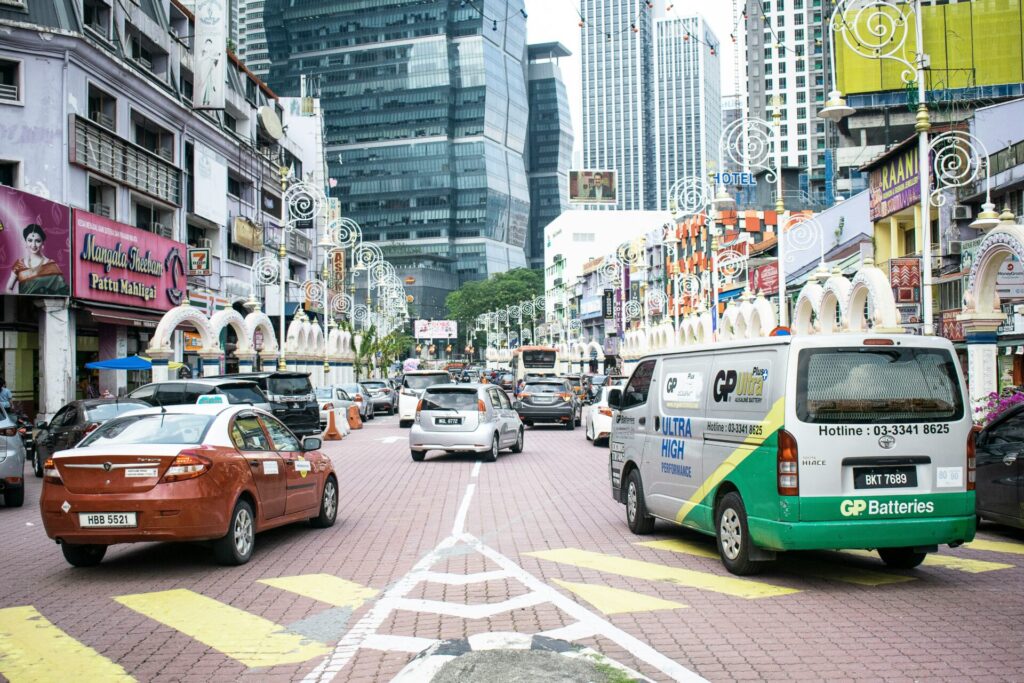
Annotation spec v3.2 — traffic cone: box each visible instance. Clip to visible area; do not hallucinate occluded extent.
[348,404,363,430]
[323,408,344,441]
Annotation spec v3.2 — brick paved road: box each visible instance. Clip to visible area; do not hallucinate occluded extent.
[2,412,1024,682]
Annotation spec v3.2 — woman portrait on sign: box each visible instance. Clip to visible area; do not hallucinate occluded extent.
[7,223,69,295]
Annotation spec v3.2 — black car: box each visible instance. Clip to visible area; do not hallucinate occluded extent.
[209,372,321,437]
[976,405,1024,529]
[514,378,581,430]
[33,398,149,476]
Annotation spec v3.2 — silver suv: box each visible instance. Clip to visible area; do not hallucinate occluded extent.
[409,384,524,462]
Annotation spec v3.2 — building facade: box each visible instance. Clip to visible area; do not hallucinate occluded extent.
[236,0,270,77]
[526,42,574,271]
[264,0,531,320]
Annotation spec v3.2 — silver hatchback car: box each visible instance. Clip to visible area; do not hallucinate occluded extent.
[409,384,523,462]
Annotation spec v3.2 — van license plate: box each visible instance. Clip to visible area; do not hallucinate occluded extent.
[853,466,917,489]
[436,417,463,425]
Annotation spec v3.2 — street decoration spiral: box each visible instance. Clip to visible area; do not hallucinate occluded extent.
[781,213,825,265]
[521,329,532,342]
[600,259,622,284]
[353,304,369,323]
[331,292,352,315]
[370,261,394,281]
[668,177,713,216]
[496,308,509,324]
[720,116,776,184]
[252,256,280,285]
[354,243,383,269]
[533,295,545,312]
[520,300,534,317]
[928,130,989,207]
[624,300,642,321]
[283,181,326,222]
[328,218,362,248]
[676,273,702,298]
[568,318,583,337]
[508,304,521,321]
[831,0,916,85]
[300,278,325,304]
[716,248,749,282]
[645,290,668,314]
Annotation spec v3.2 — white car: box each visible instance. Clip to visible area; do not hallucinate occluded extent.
[315,386,355,434]
[398,370,452,428]
[586,383,623,446]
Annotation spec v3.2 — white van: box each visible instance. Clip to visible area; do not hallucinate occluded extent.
[398,370,452,427]
[608,333,976,575]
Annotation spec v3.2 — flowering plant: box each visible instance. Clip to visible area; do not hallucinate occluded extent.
[974,391,1024,427]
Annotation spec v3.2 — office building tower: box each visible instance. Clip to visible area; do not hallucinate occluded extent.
[236,0,270,76]
[526,43,574,271]
[720,95,744,172]
[264,0,530,320]
[653,15,721,210]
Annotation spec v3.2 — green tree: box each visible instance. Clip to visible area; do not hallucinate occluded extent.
[446,268,543,352]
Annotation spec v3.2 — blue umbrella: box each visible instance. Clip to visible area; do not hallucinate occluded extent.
[85,355,152,371]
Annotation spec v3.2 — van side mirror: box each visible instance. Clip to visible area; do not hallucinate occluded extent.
[607,388,622,409]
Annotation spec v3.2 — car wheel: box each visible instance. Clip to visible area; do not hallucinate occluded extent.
[625,469,655,535]
[586,420,593,441]
[484,435,499,462]
[3,486,24,507]
[523,420,533,427]
[33,450,43,478]
[565,417,575,431]
[213,499,255,566]
[399,419,412,428]
[716,492,763,576]
[575,410,581,427]
[61,542,106,567]
[309,475,338,528]
[878,547,927,569]
[411,450,426,461]
[511,428,524,454]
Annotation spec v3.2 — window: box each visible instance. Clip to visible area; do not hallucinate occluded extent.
[262,415,301,451]
[132,111,173,161]
[132,197,173,237]
[88,177,116,218]
[154,383,187,406]
[0,58,21,103]
[231,415,272,451]
[83,0,111,39]
[0,160,18,187]
[621,360,656,410]
[88,84,116,131]
[228,242,255,265]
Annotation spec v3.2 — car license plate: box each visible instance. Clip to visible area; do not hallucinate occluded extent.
[79,512,137,528]
[853,466,917,489]
[436,417,463,425]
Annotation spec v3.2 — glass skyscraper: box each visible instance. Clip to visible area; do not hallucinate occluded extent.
[526,43,573,271]
[264,0,530,319]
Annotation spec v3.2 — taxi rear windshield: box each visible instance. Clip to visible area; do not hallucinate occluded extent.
[796,347,964,424]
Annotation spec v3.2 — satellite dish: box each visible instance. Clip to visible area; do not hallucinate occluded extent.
[258,106,283,141]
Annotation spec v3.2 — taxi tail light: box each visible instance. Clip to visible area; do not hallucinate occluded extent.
[478,399,487,422]
[967,427,978,491]
[0,427,16,437]
[161,451,212,483]
[599,407,613,418]
[415,399,423,424]
[43,459,62,483]
[777,429,799,496]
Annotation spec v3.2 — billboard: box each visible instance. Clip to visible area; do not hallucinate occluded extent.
[868,147,920,221]
[194,142,227,225]
[73,210,187,311]
[0,185,71,296]
[194,0,227,109]
[748,262,779,296]
[414,319,457,339]
[569,170,617,204]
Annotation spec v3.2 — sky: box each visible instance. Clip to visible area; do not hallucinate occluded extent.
[522,0,739,163]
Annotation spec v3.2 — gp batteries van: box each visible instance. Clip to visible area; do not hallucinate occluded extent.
[608,333,976,576]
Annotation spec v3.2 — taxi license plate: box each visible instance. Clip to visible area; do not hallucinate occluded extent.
[436,417,463,425]
[853,466,917,489]
[79,512,137,528]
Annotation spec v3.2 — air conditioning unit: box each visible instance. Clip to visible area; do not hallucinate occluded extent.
[952,205,972,221]
[91,203,111,218]
[199,238,213,249]
[152,222,172,239]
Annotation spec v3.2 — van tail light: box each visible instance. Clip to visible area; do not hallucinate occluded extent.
[161,450,212,483]
[777,429,799,496]
[967,427,978,491]
[415,399,423,424]
[83,422,100,435]
[43,459,62,484]
[478,399,487,422]
[599,407,613,417]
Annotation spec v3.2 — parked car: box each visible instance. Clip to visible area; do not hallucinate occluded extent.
[0,407,27,507]
[514,378,581,430]
[208,372,320,437]
[589,374,628,401]
[976,404,1024,529]
[315,386,357,432]
[562,375,590,403]
[34,399,150,477]
[339,383,375,421]
[498,373,515,392]
[129,379,271,411]
[361,379,397,415]
[586,383,625,446]
[40,404,337,567]
[409,384,523,462]
[399,370,454,427]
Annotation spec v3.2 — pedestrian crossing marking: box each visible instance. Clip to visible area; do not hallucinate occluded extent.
[966,538,1024,556]
[114,589,329,667]
[639,540,913,586]
[844,549,1013,574]
[0,605,133,682]
[525,548,799,599]
[258,574,379,609]
[551,579,688,615]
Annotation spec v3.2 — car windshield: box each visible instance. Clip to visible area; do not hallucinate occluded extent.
[525,382,564,394]
[404,374,449,390]
[315,388,333,400]
[796,347,964,424]
[341,385,362,395]
[363,381,387,390]
[268,376,312,396]
[84,401,148,422]
[219,384,266,405]
[592,375,608,386]
[79,414,214,446]
[421,389,479,411]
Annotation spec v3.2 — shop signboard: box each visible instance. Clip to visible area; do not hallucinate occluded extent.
[188,247,212,276]
[889,257,921,304]
[183,330,204,352]
[960,237,1024,298]
[602,289,615,319]
[868,146,920,221]
[232,216,264,252]
[73,210,187,311]
[414,319,457,339]
[748,262,779,296]
[0,185,71,296]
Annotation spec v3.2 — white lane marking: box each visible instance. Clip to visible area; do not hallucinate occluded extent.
[538,622,598,641]
[451,483,476,536]
[362,634,438,653]
[390,654,455,683]
[471,461,481,478]
[416,570,511,585]
[392,592,547,619]
[467,632,533,650]
[375,436,404,444]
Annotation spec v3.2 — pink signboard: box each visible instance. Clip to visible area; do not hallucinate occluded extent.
[0,185,71,296]
[749,262,779,296]
[73,210,187,311]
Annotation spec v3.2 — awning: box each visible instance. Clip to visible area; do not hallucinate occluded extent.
[79,304,167,329]
[86,355,152,371]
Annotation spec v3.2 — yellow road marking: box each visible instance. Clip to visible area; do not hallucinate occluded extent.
[966,538,1024,556]
[641,539,913,586]
[258,574,378,609]
[844,549,1013,574]
[526,548,798,599]
[551,579,688,615]
[0,606,133,682]
[114,589,329,667]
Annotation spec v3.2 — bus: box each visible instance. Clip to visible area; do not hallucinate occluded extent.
[512,346,560,382]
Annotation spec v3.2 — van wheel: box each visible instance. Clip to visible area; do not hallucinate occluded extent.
[625,470,655,534]
[716,492,764,576]
[61,543,106,567]
[878,547,927,569]
[309,475,338,528]
[213,500,255,566]
[511,429,524,453]
[411,450,426,462]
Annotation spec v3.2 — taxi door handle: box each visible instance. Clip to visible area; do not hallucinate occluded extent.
[249,460,261,468]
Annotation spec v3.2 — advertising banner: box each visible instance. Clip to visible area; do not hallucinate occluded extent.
[414,319,457,339]
[868,147,920,221]
[602,289,615,319]
[73,210,187,311]
[194,0,227,109]
[748,262,779,296]
[0,185,71,296]
[194,142,227,225]
[888,257,921,304]
[569,170,617,205]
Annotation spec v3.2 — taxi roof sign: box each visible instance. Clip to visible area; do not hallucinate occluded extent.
[196,394,229,405]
